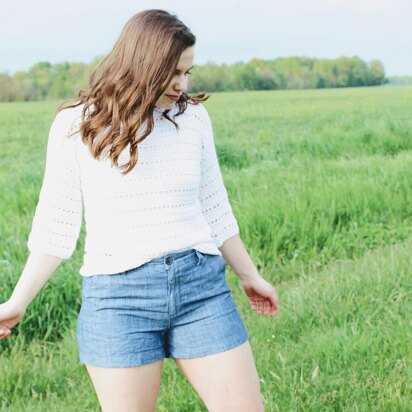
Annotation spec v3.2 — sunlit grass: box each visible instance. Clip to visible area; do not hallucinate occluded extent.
[0,86,411,411]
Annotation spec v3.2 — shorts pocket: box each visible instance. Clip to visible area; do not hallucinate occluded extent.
[209,254,227,271]
[206,255,229,289]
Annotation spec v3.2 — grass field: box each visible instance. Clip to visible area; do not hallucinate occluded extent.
[0,86,411,411]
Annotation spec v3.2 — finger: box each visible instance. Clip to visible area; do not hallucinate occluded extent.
[271,300,278,315]
[264,301,271,315]
[267,300,273,315]
[0,330,10,339]
[270,293,279,310]
[261,301,267,315]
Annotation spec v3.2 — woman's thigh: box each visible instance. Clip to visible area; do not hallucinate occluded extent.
[85,359,164,412]
[174,340,264,412]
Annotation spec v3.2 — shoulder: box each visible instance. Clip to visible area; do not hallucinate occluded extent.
[185,101,209,116]
[45,105,86,156]
[183,101,212,127]
[52,103,87,138]
[54,103,84,124]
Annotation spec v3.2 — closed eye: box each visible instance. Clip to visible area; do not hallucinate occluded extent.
[175,66,194,75]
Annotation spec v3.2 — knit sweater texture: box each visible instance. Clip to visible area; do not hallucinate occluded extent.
[27,102,240,276]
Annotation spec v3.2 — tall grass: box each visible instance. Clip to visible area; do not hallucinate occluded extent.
[0,86,411,410]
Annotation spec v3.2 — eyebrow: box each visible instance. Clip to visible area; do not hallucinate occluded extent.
[175,66,194,72]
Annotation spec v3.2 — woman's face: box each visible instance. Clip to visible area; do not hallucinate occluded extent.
[155,45,195,109]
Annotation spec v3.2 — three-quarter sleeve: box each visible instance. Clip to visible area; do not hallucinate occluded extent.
[198,105,240,247]
[27,108,83,259]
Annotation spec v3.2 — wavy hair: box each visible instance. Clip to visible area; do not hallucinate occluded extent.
[55,9,209,175]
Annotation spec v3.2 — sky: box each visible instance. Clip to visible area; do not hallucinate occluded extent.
[1,0,411,77]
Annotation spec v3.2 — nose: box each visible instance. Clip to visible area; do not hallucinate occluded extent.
[173,75,188,93]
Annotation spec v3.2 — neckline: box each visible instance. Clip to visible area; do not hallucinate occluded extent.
[153,103,178,115]
[153,106,165,114]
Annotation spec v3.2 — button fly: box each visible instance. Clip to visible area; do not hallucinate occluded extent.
[165,256,174,265]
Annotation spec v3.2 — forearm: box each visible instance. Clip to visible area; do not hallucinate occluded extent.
[218,234,260,281]
[10,252,63,311]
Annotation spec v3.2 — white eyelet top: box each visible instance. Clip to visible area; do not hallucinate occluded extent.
[27,101,239,276]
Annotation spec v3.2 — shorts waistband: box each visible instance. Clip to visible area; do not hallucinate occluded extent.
[147,248,203,267]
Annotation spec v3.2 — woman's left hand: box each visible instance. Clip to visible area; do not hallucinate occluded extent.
[240,274,279,316]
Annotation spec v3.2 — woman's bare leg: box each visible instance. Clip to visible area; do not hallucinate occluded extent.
[84,359,164,412]
[174,341,264,412]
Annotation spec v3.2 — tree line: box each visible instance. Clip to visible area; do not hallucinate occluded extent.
[387,76,412,86]
[0,55,389,102]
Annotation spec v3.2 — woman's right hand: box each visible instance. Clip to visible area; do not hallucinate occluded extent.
[0,300,26,340]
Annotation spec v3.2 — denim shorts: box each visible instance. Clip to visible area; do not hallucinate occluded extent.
[76,248,249,368]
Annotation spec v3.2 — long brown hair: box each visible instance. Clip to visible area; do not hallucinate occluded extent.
[55,9,209,175]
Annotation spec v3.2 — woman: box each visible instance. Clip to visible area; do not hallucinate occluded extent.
[0,9,279,412]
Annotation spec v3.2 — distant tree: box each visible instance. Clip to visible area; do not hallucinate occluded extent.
[12,71,34,101]
[388,76,412,85]
[189,61,230,92]
[0,73,15,101]
[248,58,278,89]
[27,61,53,99]
[367,60,387,85]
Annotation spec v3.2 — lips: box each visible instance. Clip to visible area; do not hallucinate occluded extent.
[166,95,180,101]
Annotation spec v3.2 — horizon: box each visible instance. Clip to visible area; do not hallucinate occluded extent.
[2,54,409,79]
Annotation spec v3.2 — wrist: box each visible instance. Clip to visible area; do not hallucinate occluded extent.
[9,294,29,313]
[237,271,261,282]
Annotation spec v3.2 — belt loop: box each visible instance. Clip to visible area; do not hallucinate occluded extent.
[194,249,204,267]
